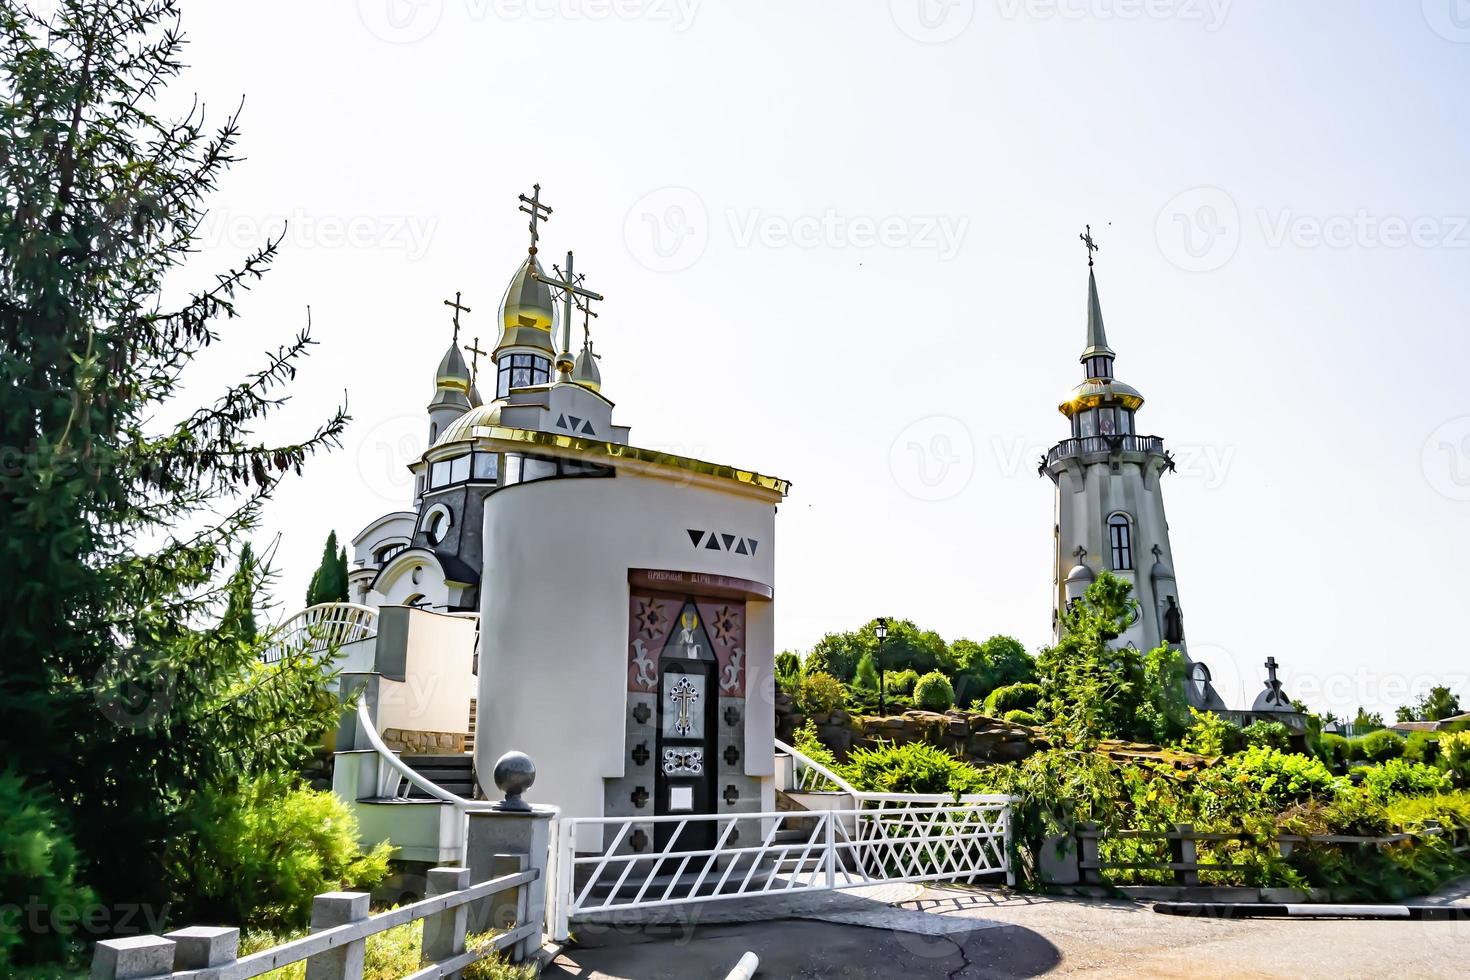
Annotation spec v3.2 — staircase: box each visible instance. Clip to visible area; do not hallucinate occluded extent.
[466,698,478,754]
[400,754,477,801]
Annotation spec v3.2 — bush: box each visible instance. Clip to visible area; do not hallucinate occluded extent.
[853,653,880,691]
[1441,731,1470,786]
[841,741,985,795]
[1181,708,1242,757]
[1403,731,1440,766]
[1349,729,1405,764]
[983,682,1042,717]
[1004,709,1041,726]
[775,652,803,695]
[796,672,847,717]
[886,668,920,695]
[1242,720,1291,751]
[913,671,955,711]
[1359,760,1453,804]
[0,770,96,971]
[1218,747,1343,808]
[1319,733,1351,771]
[167,774,392,929]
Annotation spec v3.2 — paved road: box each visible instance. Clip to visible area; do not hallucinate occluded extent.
[545,879,1470,978]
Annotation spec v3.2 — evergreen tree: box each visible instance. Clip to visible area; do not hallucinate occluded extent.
[0,0,348,919]
[853,652,880,691]
[224,543,259,641]
[306,531,348,605]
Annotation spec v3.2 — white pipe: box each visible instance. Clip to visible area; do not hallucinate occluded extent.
[724,952,759,980]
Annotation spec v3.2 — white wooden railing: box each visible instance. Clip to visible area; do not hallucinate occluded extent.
[91,862,540,979]
[260,601,379,664]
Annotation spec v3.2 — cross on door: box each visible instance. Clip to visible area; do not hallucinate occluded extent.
[669,676,698,737]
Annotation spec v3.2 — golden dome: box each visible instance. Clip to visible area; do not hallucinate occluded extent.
[434,343,471,393]
[434,404,502,447]
[1058,379,1145,417]
[497,255,557,358]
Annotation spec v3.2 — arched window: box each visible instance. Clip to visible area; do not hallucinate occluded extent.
[1190,662,1212,703]
[1108,513,1133,570]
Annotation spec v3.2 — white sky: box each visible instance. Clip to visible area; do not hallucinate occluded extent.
[161,1,1470,720]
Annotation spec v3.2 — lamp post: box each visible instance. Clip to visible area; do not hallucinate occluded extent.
[875,617,889,716]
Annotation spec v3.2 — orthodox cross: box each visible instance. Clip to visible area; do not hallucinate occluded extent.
[465,336,489,388]
[1264,656,1280,686]
[536,250,604,380]
[1073,545,1088,560]
[669,676,698,736]
[518,183,553,255]
[1080,224,1099,267]
[443,292,472,344]
[1152,544,1163,560]
[574,292,601,353]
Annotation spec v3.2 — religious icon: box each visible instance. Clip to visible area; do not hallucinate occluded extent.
[678,610,703,660]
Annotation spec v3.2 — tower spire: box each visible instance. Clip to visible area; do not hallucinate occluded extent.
[1083,266,1112,359]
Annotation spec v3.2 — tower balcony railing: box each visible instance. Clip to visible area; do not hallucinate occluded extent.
[1045,434,1166,469]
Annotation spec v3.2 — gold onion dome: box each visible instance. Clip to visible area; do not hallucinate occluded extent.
[573,343,602,391]
[1059,379,1144,417]
[434,403,502,447]
[497,255,557,358]
[435,343,471,393]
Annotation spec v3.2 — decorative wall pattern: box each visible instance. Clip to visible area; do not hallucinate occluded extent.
[696,600,746,696]
[627,594,679,692]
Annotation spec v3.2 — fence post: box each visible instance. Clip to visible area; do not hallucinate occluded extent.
[1078,822,1102,885]
[1172,823,1200,886]
[90,935,175,979]
[304,892,370,980]
[422,866,471,980]
[465,809,553,961]
[491,854,532,958]
[1003,801,1017,888]
[165,926,239,978]
[553,819,576,944]
[824,810,837,889]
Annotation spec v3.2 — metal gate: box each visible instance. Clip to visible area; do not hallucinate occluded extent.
[550,795,1013,941]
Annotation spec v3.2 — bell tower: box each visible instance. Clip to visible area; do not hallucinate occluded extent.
[1042,231,1223,709]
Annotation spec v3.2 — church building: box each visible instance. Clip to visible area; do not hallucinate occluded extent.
[1042,238,1226,712]
[345,188,789,846]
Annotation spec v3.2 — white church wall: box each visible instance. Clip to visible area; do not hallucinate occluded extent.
[475,469,778,841]
[373,609,477,738]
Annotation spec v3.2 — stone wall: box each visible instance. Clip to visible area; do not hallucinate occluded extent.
[383,727,466,755]
[777,692,1046,766]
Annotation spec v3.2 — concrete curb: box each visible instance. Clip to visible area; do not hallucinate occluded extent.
[1153,902,1470,921]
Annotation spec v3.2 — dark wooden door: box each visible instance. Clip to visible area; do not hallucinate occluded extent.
[655,659,717,850]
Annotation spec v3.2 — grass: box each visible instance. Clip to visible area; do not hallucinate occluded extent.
[238,918,535,980]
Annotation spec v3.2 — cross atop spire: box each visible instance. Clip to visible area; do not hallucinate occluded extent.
[536,251,605,382]
[443,291,472,344]
[465,336,489,388]
[518,183,553,256]
[1080,224,1099,267]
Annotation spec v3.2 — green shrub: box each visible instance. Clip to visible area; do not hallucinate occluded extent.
[886,668,920,695]
[853,653,880,691]
[1359,760,1453,804]
[1218,747,1343,809]
[0,770,96,971]
[1004,709,1041,726]
[167,774,391,929]
[791,720,839,771]
[1441,731,1470,786]
[1403,731,1440,765]
[775,652,803,695]
[1319,733,1351,771]
[1349,729,1405,763]
[913,671,955,711]
[796,672,847,717]
[841,741,985,795]
[1181,708,1242,757]
[1242,720,1291,751]
[983,682,1042,717]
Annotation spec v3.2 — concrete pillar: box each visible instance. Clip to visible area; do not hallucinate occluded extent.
[421,866,471,979]
[90,935,175,980]
[465,806,554,960]
[165,926,239,975]
[305,891,371,980]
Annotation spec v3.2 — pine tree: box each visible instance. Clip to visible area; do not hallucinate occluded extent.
[224,543,260,641]
[853,652,880,691]
[0,0,348,914]
[306,531,348,605]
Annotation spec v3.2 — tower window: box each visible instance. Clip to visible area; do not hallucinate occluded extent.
[1108,513,1133,570]
[497,353,551,398]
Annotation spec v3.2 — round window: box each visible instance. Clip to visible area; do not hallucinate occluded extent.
[425,508,450,544]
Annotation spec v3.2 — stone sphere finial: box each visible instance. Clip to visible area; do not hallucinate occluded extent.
[491,751,535,812]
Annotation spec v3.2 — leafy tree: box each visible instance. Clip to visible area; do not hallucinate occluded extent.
[802,618,952,683]
[1353,707,1385,730]
[1035,573,1188,745]
[803,631,863,682]
[952,634,1037,708]
[306,531,349,606]
[0,0,347,922]
[1396,686,1464,724]
[853,652,880,691]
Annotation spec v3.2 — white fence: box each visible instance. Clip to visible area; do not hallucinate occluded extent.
[551,796,1012,942]
[260,602,379,664]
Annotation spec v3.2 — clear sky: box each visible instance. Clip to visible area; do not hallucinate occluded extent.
[160,1,1470,720]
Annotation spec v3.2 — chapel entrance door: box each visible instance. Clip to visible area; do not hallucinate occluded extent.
[655,605,718,851]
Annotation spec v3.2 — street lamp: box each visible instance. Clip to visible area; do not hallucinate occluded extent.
[875,617,889,716]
